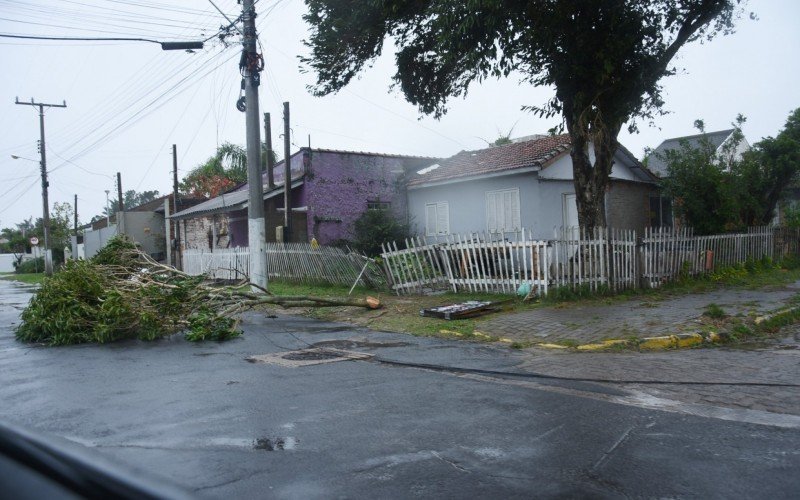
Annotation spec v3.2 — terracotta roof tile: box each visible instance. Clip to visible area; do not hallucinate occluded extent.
[408,134,571,186]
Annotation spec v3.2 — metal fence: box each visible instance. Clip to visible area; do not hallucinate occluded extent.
[183,244,385,288]
[380,226,797,296]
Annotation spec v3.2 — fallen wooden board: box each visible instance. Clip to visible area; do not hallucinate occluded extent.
[420,301,495,320]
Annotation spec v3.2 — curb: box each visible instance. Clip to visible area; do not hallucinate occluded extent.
[568,333,703,352]
[531,304,800,352]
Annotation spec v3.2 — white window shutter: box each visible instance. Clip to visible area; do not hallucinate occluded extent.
[486,192,497,232]
[436,201,449,234]
[511,189,521,230]
[425,204,437,236]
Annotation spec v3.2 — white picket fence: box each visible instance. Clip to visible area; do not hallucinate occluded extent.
[183,244,384,288]
[381,230,550,295]
[380,226,795,296]
[641,226,774,287]
[184,248,250,280]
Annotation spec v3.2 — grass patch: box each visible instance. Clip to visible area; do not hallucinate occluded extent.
[0,273,44,285]
[703,303,727,319]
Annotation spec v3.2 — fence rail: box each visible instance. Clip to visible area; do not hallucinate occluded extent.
[380,226,799,296]
[183,244,384,288]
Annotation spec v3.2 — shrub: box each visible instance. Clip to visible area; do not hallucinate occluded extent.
[351,208,410,257]
[14,257,44,274]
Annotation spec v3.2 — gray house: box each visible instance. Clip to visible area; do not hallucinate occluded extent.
[407,134,658,240]
[646,128,750,178]
[645,128,751,226]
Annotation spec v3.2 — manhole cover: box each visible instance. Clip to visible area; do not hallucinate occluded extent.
[247,348,372,368]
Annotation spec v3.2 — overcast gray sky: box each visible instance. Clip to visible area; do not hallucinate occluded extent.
[1,0,798,228]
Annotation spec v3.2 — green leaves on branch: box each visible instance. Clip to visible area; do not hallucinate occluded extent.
[15,236,381,346]
[660,109,800,234]
[15,236,242,345]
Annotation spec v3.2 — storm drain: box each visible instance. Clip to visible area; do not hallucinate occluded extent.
[246,348,373,368]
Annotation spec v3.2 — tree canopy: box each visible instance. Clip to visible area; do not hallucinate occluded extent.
[180,143,248,199]
[103,189,161,218]
[660,109,800,234]
[302,0,743,230]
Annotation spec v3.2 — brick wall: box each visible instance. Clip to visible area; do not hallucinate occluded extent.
[607,181,658,233]
[181,214,231,250]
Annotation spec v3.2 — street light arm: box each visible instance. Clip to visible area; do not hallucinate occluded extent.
[0,34,202,51]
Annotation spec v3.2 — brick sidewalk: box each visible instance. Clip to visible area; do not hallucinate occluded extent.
[476,283,800,344]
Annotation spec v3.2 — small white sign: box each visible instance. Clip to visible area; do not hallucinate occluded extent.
[29,236,39,246]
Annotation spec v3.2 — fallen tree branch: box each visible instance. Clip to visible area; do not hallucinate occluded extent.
[16,236,381,346]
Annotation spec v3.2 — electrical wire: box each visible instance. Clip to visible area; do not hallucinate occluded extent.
[0,33,156,44]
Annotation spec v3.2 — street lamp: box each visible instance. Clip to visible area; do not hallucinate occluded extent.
[105,190,110,226]
[10,154,37,162]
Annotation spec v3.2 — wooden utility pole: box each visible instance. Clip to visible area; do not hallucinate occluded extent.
[264,112,274,189]
[73,194,78,235]
[14,97,67,276]
[283,101,291,240]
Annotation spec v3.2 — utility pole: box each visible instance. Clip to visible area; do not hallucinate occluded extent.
[117,172,124,212]
[264,112,274,189]
[73,194,78,259]
[241,0,267,291]
[172,144,181,270]
[283,101,291,240]
[15,97,66,276]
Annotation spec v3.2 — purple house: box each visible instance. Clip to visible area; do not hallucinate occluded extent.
[170,148,436,248]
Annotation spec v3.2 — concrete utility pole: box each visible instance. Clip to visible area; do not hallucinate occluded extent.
[172,144,181,270]
[73,193,78,259]
[14,97,66,276]
[104,190,111,226]
[283,101,291,240]
[117,172,123,212]
[264,112,274,189]
[241,0,268,291]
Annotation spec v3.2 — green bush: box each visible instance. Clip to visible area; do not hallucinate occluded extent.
[14,257,44,274]
[351,208,411,257]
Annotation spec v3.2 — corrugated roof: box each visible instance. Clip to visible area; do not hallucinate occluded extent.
[646,129,735,177]
[408,134,572,187]
[169,179,304,220]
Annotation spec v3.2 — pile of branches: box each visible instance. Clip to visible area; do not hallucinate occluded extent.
[16,237,380,346]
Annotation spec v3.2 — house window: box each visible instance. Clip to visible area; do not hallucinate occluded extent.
[367,200,390,211]
[425,202,449,236]
[486,188,521,233]
[649,194,673,228]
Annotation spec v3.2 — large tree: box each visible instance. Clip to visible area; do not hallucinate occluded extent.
[743,108,800,224]
[302,0,743,231]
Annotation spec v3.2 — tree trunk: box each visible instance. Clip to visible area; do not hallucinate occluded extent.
[564,101,621,233]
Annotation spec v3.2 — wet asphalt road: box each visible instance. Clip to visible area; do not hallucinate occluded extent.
[1,279,799,499]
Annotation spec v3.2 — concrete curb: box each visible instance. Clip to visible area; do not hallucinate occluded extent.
[530,304,800,352]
